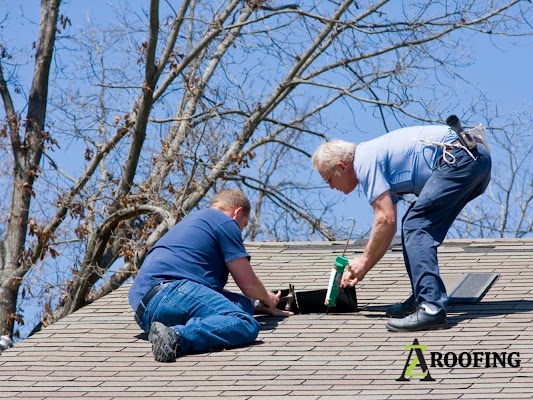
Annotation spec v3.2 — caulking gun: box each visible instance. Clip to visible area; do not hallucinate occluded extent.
[324,218,356,313]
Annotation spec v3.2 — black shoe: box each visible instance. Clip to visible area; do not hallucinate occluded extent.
[148,322,181,362]
[386,295,417,318]
[386,306,447,332]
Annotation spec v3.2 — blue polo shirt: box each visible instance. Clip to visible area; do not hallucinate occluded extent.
[353,125,456,204]
[128,208,249,311]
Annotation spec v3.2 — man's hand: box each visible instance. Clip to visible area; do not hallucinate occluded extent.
[341,257,367,287]
[259,290,293,317]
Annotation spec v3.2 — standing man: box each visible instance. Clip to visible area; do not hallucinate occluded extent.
[129,189,291,362]
[311,124,491,331]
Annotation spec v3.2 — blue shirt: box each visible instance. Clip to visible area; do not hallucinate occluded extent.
[353,125,456,204]
[128,208,249,311]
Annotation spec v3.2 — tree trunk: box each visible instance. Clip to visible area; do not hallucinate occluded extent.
[0,0,60,337]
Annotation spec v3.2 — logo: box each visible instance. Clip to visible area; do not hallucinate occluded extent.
[397,339,521,382]
[397,338,435,381]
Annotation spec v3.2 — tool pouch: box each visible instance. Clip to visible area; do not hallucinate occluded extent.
[446,114,477,150]
[466,123,491,153]
[459,131,478,150]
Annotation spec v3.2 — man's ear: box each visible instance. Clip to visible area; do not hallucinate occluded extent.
[232,206,243,218]
[337,161,348,171]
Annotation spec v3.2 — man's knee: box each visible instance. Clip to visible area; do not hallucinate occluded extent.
[245,313,260,339]
[233,311,260,342]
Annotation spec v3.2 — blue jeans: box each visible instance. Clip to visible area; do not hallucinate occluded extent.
[402,144,491,310]
[136,280,260,355]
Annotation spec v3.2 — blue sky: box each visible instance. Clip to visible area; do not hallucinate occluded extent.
[5,1,531,115]
[462,35,532,113]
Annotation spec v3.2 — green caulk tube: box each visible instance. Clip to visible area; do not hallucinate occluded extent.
[324,218,356,313]
[324,255,349,309]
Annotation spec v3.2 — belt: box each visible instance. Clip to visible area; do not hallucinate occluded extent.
[135,282,168,321]
[449,138,478,150]
[446,139,471,150]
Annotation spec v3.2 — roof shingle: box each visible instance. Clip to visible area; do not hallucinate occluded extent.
[1,239,532,399]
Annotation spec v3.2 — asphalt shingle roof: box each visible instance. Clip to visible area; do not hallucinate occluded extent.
[1,238,532,399]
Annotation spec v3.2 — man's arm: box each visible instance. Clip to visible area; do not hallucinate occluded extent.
[227,257,291,316]
[342,191,397,286]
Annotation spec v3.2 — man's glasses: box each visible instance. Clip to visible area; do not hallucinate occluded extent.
[322,168,336,184]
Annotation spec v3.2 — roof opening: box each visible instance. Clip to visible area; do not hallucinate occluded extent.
[270,286,359,314]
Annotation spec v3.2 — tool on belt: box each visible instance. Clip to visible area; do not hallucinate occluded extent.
[324,218,356,312]
[421,115,491,165]
[446,114,478,150]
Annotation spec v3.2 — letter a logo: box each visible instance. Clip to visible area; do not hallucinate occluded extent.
[396,338,435,381]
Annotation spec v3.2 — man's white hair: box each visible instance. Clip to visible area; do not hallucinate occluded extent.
[311,139,357,172]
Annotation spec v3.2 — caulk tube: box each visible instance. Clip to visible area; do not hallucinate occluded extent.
[325,256,349,307]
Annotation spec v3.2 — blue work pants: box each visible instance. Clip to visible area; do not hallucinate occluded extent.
[136,280,259,355]
[402,144,491,310]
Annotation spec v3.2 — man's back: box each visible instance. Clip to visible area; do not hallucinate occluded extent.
[353,125,456,204]
[128,208,249,311]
